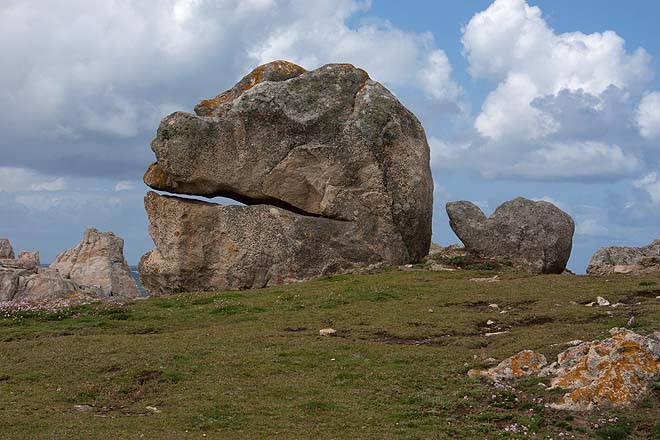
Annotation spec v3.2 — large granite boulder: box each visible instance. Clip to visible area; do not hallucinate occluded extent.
[587,240,660,275]
[51,228,138,298]
[0,238,14,259]
[140,60,433,295]
[446,197,574,274]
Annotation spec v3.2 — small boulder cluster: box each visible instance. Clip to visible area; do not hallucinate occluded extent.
[0,228,138,306]
[469,328,660,411]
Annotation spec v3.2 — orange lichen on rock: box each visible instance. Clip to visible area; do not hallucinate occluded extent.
[468,350,547,380]
[548,328,660,410]
[143,162,178,190]
[195,60,307,116]
[468,328,659,411]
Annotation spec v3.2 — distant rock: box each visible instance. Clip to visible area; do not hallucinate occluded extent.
[0,249,39,272]
[587,239,660,275]
[446,197,574,274]
[0,239,14,259]
[0,265,103,303]
[51,228,138,298]
[319,328,337,336]
[16,251,40,272]
[12,268,89,302]
[139,61,433,294]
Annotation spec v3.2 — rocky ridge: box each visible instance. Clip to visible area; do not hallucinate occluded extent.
[587,239,660,275]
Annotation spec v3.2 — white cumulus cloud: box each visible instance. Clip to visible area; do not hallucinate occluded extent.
[432,0,654,182]
[637,92,660,140]
[114,180,136,192]
[0,167,66,192]
[634,171,660,204]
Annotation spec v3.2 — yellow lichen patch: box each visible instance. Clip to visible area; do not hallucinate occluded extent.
[196,61,306,115]
[196,93,232,114]
[469,350,547,380]
[550,329,660,410]
[236,60,306,93]
[268,60,307,76]
[143,162,178,190]
[511,350,545,376]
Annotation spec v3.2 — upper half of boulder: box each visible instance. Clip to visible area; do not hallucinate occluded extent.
[446,197,575,273]
[143,61,433,261]
[0,238,14,259]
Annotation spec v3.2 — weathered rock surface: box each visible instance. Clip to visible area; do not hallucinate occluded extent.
[470,328,660,411]
[8,268,89,302]
[51,228,138,298]
[469,350,547,380]
[139,192,395,294]
[0,235,129,305]
[0,241,100,303]
[446,197,574,274]
[16,251,40,272]
[587,239,660,275]
[140,60,433,294]
[0,250,39,271]
[0,238,14,259]
[548,328,660,410]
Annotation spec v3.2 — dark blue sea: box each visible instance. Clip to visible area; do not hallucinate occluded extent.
[129,266,148,296]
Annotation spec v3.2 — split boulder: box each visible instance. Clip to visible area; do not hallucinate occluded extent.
[139,61,433,295]
[446,197,574,274]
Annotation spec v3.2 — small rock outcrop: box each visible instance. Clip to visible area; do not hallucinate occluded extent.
[139,60,433,295]
[446,197,574,274]
[470,328,660,411]
[51,228,138,298]
[548,328,660,411]
[0,238,14,259]
[468,350,547,380]
[0,242,91,302]
[587,239,660,275]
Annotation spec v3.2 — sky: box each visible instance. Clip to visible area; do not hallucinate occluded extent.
[1,0,659,272]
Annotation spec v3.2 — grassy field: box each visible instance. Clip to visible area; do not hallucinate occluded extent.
[1,268,659,439]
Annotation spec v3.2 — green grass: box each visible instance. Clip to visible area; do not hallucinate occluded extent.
[0,269,659,439]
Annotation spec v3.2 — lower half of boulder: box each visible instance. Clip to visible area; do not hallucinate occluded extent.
[138,192,407,295]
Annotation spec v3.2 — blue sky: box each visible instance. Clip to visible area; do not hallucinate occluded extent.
[1,0,659,272]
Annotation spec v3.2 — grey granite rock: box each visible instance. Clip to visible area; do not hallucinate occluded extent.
[446,197,574,274]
